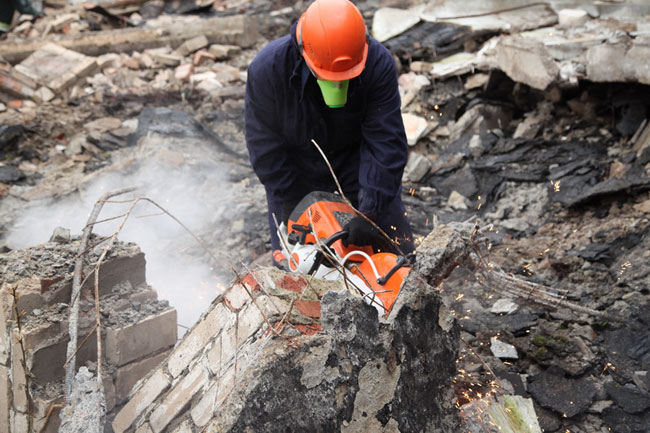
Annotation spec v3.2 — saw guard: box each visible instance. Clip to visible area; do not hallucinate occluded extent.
[350,253,410,315]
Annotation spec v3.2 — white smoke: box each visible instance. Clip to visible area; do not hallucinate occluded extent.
[6,144,252,335]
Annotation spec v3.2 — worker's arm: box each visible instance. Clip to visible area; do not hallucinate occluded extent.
[244,57,300,205]
[357,40,408,217]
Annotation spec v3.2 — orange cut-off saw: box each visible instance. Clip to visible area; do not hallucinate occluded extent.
[277,191,413,318]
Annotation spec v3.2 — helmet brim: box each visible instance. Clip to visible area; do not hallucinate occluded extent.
[302,42,368,81]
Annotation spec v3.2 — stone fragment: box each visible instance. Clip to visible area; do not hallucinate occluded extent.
[403,152,432,183]
[105,308,177,367]
[605,382,650,414]
[34,86,55,103]
[495,37,560,90]
[558,9,589,27]
[85,117,122,133]
[490,337,518,359]
[49,226,71,243]
[491,298,518,315]
[589,400,614,414]
[149,52,182,67]
[208,44,241,60]
[176,35,209,57]
[192,49,215,66]
[528,366,596,417]
[586,43,629,83]
[465,73,489,90]
[112,368,171,433]
[402,112,429,146]
[174,64,194,82]
[372,5,424,43]
[448,190,469,210]
[513,115,542,139]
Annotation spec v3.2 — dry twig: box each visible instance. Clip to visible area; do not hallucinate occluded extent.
[311,139,405,256]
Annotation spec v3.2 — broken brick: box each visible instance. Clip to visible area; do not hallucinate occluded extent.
[294,300,321,319]
[242,273,261,291]
[279,274,308,293]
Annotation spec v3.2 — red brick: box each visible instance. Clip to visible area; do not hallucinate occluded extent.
[294,324,322,336]
[192,49,216,66]
[279,274,308,293]
[242,273,260,291]
[7,100,23,109]
[294,300,321,319]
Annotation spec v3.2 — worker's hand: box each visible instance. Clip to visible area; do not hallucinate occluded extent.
[273,250,290,271]
[342,215,380,248]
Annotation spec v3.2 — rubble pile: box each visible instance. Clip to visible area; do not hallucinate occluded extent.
[0,0,649,432]
[0,230,177,432]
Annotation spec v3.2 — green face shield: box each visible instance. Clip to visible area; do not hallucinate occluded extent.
[316,79,350,108]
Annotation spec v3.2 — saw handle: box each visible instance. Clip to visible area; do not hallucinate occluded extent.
[377,255,408,285]
[306,230,349,274]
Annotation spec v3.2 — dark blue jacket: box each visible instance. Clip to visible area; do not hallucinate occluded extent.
[245,22,408,221]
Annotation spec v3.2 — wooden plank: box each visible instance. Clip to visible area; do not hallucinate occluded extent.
[0,15,258,64]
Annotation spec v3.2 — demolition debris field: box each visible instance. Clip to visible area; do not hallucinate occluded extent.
[1,1,650,432]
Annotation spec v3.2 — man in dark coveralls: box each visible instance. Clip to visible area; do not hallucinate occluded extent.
[244,0,414,268]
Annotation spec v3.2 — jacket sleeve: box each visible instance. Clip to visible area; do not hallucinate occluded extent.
[357,43,408,217]
[244,59,298,202]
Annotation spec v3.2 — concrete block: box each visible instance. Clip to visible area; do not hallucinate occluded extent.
[206,336,222,376]
[220,322,238,366]
[626,42,650,85]
[81,251,147,297]
[11,340,28,412]
[176,35,209,57]
[104,376,116,413]
[149,364,208,433]
[116,349,171,404]
[167,303,232,378]
[0,365,9,433]
[224,283,251,312]
[586,43,628,82]
[106,308,177,367]
[32,396,63,433]
[0,292,9,365]
[558,9,589,27]
[112,368,171,433]
[208,44,240,60]
[12,411,29,433]
[495,37,559,90]
[149,52,182,67]
[191,381,218,428]
[214,365,236,406]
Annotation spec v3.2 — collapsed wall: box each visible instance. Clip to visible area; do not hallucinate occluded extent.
[113,224,470,433]
[0,229,177,433]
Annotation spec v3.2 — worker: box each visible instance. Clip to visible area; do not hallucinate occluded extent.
[245,0,414,269]
[0,0,43,33]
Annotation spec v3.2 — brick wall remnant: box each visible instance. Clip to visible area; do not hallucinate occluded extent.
[114,224,471,433]
[0,229,177,433]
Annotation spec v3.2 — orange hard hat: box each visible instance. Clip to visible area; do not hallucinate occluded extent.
[296,0,369,81]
